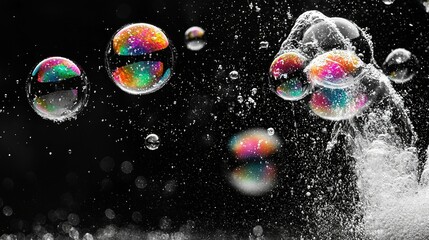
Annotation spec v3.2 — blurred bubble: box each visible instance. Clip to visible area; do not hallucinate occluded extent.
[145,133,160,150]
[121,161,133,174]
[67,213,80,226]
[267,128,275,136]
[159,216,172,231]
[135,176,147,189]
[229,70,239,80]
[105,209,116,220]
[185,26,206,51]
[42,233,54,240]
[382,0,395,5]
[252,225,264,237]
[163,180,178,195]
[131,211,143,223]
[3,206,13,216]
[82,233,94,240]
[229,128,280,160]
[26,57,90,122]
[229,161,277,196]
[422,0,429,12]
[382,48,419,83]
[105,23,175,95]
[100,156,115,173]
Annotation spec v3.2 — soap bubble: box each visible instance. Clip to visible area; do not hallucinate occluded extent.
[105,23,175,95]
[229,70,239,80]
[185,26,206,51]
[226,129,280,196]
[382,48,419,84]
[145,133,160,150]
[259,41,269,49]
[267,128,275,136]
[382,0,395,5]
[229,161,277,196]
[305,50,366,88]
[309,86,370,121]
[269,51,311,101]
[26,57,90,122]
[3,206,13,216]
[229,129,280,160]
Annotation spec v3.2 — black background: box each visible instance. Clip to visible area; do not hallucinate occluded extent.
[0,0,428,237]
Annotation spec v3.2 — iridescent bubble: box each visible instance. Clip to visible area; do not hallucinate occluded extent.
[227,128,280,196]
[305,50,366,88]
[105,23,175,95]
[229,161,277,196]
[382,48,419,84]
[229,70,239,80]
[185,26,206,51]
[309,87,370,121]
[26,57,90,122]
[269,51,311,101]
[145,133,160,150]
[228,129,280,160]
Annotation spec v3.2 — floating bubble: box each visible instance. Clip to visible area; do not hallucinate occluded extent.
[252,225,264,237]
[145,133,160,150]
[382,0,395,5]
[382,48,419,84]
[3,206,13,216]
[105,208,115,220]
[229,161,277,196]
[269,51,311,101]
[185,26,206,51]
[267,127,275,136]
[135,176,147,189]
[26,57,90,122]
[229,70,239,80]
[105,23,175,95]
[309,87,370,121]
[305,50,366,88]
[229,129,280,160]
[121,161,133,174]
[259,41,269,49]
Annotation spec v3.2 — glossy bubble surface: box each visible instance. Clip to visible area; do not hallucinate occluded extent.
[382,48,419,84]
[26,57,90,122]
[269,51,311,101]
[105,23,175,95]
[185,26,206,51]
[229,161,277,196]
[305,50,365,88]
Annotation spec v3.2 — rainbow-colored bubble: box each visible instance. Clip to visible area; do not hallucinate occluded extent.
[229,129,281,160]
[27,57,90,122]
[305,50,364,88]
[309,87,369,120]
[32,57,81,83]
[269,51,311,101]
[229,162,277,196]
[112,23,170,56]
[106,23,175,95]
[227,128,280,196]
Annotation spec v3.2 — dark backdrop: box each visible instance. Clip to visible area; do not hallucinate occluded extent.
[0,0,428,237]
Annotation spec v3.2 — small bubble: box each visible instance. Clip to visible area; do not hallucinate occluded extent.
[252,225,264,237]
[229,70,239,80]
[121,161,133,174]
[3,206,13,216]
[259,41,269,49]
[267,128,275,136]
[82,233,94,240]
[145,133,160,150]
[382,0,395,5]
[135,176,147,189]
[105,208,116,220]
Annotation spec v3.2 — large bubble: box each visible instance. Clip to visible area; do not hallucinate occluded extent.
[105,23,175,95]
[226,129,280,196]
[382,48,419,84]
[26,57,90,122]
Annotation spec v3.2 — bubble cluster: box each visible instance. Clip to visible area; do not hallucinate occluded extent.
[227,129,280,196]
[105,23,175,95]
[270,11,380,121]
[382,48,419,84]
[185,26,206,51]
[26,57,90,122]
